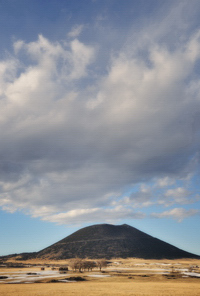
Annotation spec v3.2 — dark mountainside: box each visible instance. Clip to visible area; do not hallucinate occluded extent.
[18,224,200,260]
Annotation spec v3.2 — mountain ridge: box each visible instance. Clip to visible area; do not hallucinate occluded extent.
[21,223,200,260]
[1,223,199,260]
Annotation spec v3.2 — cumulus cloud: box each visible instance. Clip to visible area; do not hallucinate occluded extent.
[164,187,191,205]
[0,3,200,224]
[156,177,176,188]
[151,208,199,222]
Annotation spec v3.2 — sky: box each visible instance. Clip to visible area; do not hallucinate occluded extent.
[0,0,200,257]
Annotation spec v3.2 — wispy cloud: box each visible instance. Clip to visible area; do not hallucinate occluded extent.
[68,25,84,38]
[41,206,145,225]
[151,208,199,222]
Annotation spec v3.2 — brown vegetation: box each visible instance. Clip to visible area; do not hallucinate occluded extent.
[0,258,200,295]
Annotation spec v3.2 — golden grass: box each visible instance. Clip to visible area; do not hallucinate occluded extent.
[1,258,200,295]
[7,257,200,267]
[0,280,200,296]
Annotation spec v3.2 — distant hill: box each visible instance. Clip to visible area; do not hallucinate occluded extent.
[17,223,200,260]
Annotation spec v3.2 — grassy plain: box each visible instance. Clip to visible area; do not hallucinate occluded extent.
[0,258,200,296]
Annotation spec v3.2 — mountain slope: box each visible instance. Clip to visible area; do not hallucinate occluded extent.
[33,224,200,260]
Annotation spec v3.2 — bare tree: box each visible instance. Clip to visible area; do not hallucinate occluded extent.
[69,258,98,272]
[69,258,83,272]
[82,260,96,271]
[96,259,107,271]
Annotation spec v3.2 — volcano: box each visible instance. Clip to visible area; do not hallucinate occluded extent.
[25,223,200,260]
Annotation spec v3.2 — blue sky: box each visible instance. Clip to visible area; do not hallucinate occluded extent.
[0,0,200,256]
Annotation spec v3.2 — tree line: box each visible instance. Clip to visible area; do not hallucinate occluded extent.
[69,258,107,272]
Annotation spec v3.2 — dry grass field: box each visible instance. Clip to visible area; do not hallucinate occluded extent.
[1,280,200,296]
[0,258,200,296]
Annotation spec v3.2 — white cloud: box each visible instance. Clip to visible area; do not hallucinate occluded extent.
[151,208,199,222]
[68,25,84,38]
[41,206,145,225]
[1,4,200,224]
[165,187,188,198]
[69,39,95,79]
[156,177,176,188]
